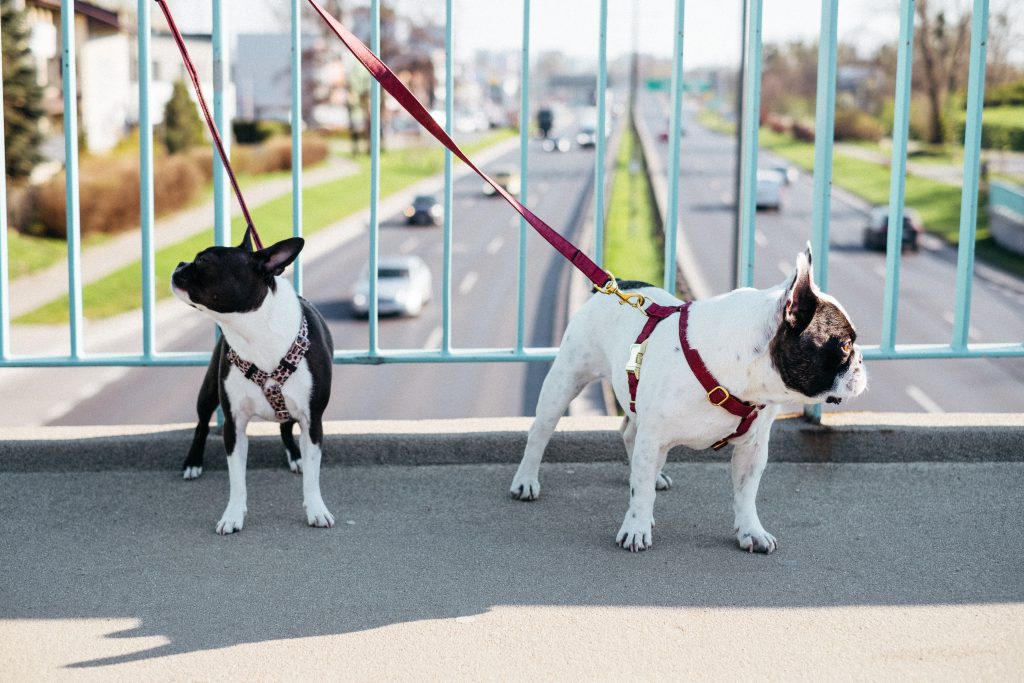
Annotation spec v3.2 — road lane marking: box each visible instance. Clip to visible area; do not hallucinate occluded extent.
[942,311,984,340]
[399,237,418,253]
[755,230,768,247]
[459,271,479,295]
[777,260,792,277]
[905,385,944,413]
[424,326,443,350]
[486,236,504,255]
[872,264,888,279]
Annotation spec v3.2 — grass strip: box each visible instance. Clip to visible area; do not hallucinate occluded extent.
[603,123,664,286]
[17,130,514,324]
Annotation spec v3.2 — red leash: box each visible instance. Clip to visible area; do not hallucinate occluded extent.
[154,0,263,251]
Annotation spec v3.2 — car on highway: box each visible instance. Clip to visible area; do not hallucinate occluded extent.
[403,194,442,226]
[768,163,799,185]
[350,255,433,318]
[482,168,521,197]
[863,206,922,252]
[755,169,783,211]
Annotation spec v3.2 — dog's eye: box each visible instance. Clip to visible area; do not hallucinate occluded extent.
[841,341,852,355]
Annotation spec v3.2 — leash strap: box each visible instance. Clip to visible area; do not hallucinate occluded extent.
[226,317,310,422]
[304,0,610,289]
[154,0,263,251]
[627,302,762,450]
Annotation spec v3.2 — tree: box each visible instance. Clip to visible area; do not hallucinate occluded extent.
[2,0,44,179]
[162,80,205,154]
[914,0,971,144]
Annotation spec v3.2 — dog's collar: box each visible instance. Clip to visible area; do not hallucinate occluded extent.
[627,301,763,450]
[226,316,311,422]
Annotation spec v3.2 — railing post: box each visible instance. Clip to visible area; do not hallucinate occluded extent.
[441,0,454,354]
[736,0,762,289]
[0,19,9,360]
[881,0,916,354]
[291,0,303,294]
[951,0,989,351]
[138,0,156,359]
[368,0,381,356]
[663,0,685,294]
[804,0,839,424]
[61,0,83,359]
[516,0,531,353]
[594,0,608,269]
[212,0,230,247]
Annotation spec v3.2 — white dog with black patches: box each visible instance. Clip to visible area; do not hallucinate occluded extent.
[511,246,867,553]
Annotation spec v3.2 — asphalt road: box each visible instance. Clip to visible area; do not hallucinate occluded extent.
[49,122,598,425]
[638,90,1024,413]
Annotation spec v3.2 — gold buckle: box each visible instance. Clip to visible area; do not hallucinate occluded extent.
[625,341,647,379]
[595,273,647,316]
[707,386,730,406]
[711,438,729,451]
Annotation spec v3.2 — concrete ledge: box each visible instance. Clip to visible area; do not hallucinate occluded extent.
[1,413,1021,472]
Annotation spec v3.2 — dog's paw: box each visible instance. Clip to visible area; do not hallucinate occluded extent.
[182,466,202,480]
[304,499,335,528]
[736,525,777,554]
[286,451,302,474]
[656,471,672,491]
[509,474,540,502]
[216,505,246,535]
[616,513,654,552]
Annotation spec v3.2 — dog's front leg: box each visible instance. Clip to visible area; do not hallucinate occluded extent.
[217,413,250,535]
[299,416,334,528]
[616,431,667,552]
[730,435,777,553]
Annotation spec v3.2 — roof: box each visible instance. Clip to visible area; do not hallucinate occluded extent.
[28,0,120,30]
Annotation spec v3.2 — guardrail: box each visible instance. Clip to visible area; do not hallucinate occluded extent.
[0,0,1021,372]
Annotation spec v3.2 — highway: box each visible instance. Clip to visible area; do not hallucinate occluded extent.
[50,123,600,424]
[638,90,1024,413]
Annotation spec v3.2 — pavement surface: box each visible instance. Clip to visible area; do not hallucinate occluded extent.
[2,459,1022,680]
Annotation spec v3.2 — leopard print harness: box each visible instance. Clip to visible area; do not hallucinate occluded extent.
[225,316,311,422]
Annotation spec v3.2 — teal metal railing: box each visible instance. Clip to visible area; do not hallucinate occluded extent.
[0,0,1021,371]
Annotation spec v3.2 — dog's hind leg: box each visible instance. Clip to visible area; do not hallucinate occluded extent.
[299,414,334,528]
[183,350,221,480]
[621,416,672,491]
[281,421,302,473]
[511,353,596,501]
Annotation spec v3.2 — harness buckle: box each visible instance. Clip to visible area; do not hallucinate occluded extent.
[595,274,647,316]
[625,341,647,380]
[707,385,730,406]
[711,438,729,451]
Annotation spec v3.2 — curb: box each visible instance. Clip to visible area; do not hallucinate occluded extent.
[1,414,1021,472]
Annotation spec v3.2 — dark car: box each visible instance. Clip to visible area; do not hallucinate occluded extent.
[404,194,442,226]
[863,206,922,252]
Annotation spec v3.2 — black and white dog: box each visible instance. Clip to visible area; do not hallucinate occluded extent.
[511,247,867,553]
[171,237,335,534]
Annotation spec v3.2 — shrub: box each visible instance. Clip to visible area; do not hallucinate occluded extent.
[984,80,1024,108]
[791,120,815,142]
[231,135,330,174]
[162,80,205,154]
[956,106,1024,152]
[833,109,885,142]
[232,119,290,145]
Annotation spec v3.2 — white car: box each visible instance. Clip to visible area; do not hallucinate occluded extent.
[351,255,432,318]
[755,169,783,211]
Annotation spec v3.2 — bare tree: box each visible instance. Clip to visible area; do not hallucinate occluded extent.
[914,0,971,144]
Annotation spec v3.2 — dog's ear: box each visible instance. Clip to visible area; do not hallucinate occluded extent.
[255,237,304,276]
[784,244,817,332]
[238,230,254,252]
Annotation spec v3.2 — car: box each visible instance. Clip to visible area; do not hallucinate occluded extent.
[575,125,597,148]
[404,194,442,226]
[482,168,521,197]
[863,206,922,252]
[541,136,571,152]
[350,255,433,318]
[755,169,783,211]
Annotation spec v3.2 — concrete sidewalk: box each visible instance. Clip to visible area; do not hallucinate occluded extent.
[1,414,1023,680]
[1,459,1021,680]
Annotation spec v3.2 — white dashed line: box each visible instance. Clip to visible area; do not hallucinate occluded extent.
[423,326,443,350]
[905,385,944,413]
[777,260,792,277]
[459,271,479,295]
[486,236,504,255]
[941,311,984,340]
[755,230,768,247]
[399,237,418,253]
[872,264,888,279]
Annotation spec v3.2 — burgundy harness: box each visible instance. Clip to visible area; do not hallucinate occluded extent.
[226,316,311,423]
[627,302,763,451]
